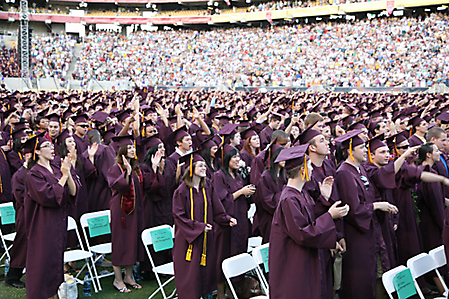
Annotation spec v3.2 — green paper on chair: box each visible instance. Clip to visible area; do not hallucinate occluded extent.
[0,206,15,225]
[87,215,111,238]
[393,268,417,299]
[260,247,269,272]
[150,228,173,252]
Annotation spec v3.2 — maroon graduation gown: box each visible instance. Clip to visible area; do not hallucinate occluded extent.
[83,144,116,212]
[249,150,267,186]
[269,186,336,299]
[239,150,255,169]
[304,159,342,299]
[212,170,248,283]
[7,150,23,174]
[416,166,445,252]
[173,181,231,299]
[335,162,378,299]
[433,151,449,198]
[107,164,145,266]
[393,163,424,265]
[24,164,78,299]
[10,166,27,269]
[0,148,12,203]
[73,134,89,155]
[363,161,397,270]
[253,169,284,243]
[259,126,273,150]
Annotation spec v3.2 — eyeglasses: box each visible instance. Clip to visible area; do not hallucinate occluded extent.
[78,124,89,128]
[40,144,55,149]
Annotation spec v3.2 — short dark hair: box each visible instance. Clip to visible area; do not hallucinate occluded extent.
[286,165,301,179]
[426,127,446,143]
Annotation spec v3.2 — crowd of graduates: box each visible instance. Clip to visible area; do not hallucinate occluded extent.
[1,88,449,298]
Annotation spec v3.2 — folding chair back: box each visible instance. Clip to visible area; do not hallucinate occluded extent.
[407,253,448,298]
[79,210,113,292]
[141,225,176,299]
[65,216,97,293]
[251,243,269,294]
[429,245,447,268]
[381,265,408,299]
[0,202,16,262]
[222,253,269,299]
[247,236,262,253]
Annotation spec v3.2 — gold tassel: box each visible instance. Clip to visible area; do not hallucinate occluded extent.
[189,154,193,177]
[201,254,207,266]
[291,101,294,110]
[349,138,355,162]
[33,138,38,160]
[133,141,137,160]
[409,128,412,138]
[141,126,145,137]
[186,245,193,262]
[301,156,309,182]
[367,144,374,164]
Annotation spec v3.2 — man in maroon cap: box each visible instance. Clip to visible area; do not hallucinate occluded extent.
[73,114,90,154]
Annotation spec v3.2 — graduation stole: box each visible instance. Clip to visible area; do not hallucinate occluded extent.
[185,187,208,266]
[117,164,141,228]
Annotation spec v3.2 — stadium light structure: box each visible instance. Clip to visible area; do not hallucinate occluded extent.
[19,0,29,81]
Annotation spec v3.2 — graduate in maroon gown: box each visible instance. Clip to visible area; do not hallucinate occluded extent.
[269,145,349,299]
[427,127,449,198]
[107,135,145,293]
[334,131,399,299]
[408,116,427,147]
[72,114,90,154]
[239,128,260,170]
[259,114,281,150]
[253,143,285,243]
[212,144,256,299]
[416,143,446,252]
[5,141,34,288]
[7,128,28,174]
[198,137,219,180]
[24,135,78,299]
[173,151,236,299]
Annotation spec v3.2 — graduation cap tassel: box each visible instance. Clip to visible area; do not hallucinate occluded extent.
[33,138,38,161]
[301,156,309,182]
[133,141,138,160]
[367,144,374,164]
[393,137,401,158]
[200,187,208,267]
[189,154,194,177]
[349,138,355,162]
[409,127,412,138]
[141,126,145,138]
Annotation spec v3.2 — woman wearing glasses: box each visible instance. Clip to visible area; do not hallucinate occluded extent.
[24,135,78,299]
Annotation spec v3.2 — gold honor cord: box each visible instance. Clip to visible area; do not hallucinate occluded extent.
[186,187,209,266]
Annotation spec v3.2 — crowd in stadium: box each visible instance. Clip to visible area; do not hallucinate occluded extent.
[1,13,448,88]
[0,88,449,298]
[30,35,77,80]
[0,46,20,78]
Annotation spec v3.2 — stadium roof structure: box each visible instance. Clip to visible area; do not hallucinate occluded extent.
[0,0,448,25]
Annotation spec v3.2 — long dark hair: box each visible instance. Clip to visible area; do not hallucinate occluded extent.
[416,143,435,165]
[12,138,23,153]
[117,145,140,173]
[269,147,285,184]
[221,148,239,178]
[57,137,83,171]
[202,146,217,173]
[142,144,159,169]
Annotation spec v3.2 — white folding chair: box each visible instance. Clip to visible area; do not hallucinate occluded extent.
[65,216,98,293]
[141,225,176,299]
[251,243,269,294]
[429,245,449,295]
[0,202,16,264]
[80,210,114,292]
[247,236,262,253]
[407,253,447,299]
[222,253,269,299]
[382,265,408,299]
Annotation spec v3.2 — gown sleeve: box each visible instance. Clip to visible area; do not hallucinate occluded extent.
[26,169,67,208]
[107,164,132,194]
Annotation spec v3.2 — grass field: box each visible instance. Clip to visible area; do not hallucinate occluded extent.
[0,268,176,299]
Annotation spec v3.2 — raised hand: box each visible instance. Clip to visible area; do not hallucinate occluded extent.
[88,143,99,158]
[122,155,132,175]
[319,176,334,200]
[61,155,71,176]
